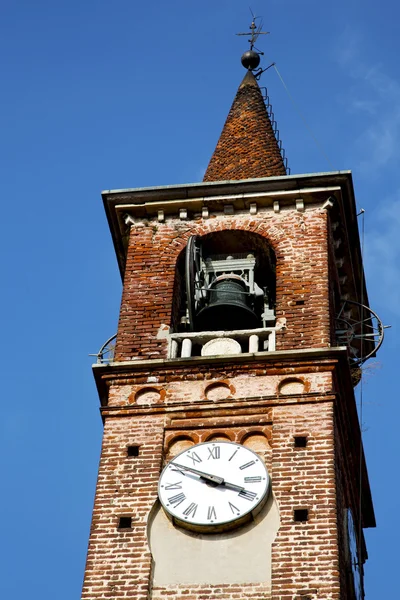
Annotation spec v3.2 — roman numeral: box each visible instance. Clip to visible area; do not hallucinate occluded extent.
[239,490,257,501]
[170,466,186,476]
[164,481,183,490]
[239,460,256,470]
[244,476,262,483]
[183,502,198,517]
[228,501,240,515]
[187,451,202,465]
[168,492,186,507]
[207,446,220,460]
[228,447,240,461]
[207,506,217,520]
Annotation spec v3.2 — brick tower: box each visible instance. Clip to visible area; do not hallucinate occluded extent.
[82,30,380,600]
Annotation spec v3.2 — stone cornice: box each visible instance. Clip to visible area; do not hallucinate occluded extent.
[102,171,357,278]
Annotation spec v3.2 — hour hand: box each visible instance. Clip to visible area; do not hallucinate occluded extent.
[171,462,224,485]
[222,480,245,492]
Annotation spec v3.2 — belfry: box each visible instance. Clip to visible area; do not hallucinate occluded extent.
[82,20,383,600]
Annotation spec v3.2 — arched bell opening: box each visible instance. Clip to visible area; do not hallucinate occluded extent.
[172,230,276,334]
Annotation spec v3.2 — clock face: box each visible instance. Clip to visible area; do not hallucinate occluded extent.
[158,441,270,532]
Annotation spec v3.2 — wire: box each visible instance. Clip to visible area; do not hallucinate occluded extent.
[358,209,365,597]
[273,64,336,171]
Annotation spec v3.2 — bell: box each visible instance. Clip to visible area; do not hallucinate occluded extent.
[196,275,259,332]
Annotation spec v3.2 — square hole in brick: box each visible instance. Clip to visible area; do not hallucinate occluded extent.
[294,436,308,448]
[294,509,309,522]
[118,516,132,529]
[127,445,140,457]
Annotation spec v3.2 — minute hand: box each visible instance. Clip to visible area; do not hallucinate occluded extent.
[171,463,245,492]
[171,462,224,484]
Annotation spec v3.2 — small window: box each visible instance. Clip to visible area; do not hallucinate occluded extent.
[127,445,140,457]
[294,509,309,522]
[118,516,132,529]
[294,436,308,448]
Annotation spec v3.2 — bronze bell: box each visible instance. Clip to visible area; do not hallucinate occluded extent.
[196,275,259,332]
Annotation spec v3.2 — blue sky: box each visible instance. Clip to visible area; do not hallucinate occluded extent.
[0,1,398,598]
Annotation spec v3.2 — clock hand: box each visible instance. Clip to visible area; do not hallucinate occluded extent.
[171,462,224,485]
[221,480,245,493]
[171,463,247,493]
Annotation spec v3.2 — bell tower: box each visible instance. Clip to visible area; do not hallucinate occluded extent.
[82,21,383,600]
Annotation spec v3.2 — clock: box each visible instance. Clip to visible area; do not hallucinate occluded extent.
[158,441,270,532]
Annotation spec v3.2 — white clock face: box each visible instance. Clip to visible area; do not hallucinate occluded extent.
[158,441,270,531]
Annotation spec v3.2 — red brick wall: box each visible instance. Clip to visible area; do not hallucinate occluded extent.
[271,401,340,599]
[333,397,365,600]
[335,418,353,599]
[81,201,363,599]
[115,209,330,361]
[152,583,272,599]
[81,415,164,600]
[203,70,286,181]
[82,360,348,600]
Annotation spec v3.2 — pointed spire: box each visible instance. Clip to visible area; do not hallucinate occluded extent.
[203,69,286,182]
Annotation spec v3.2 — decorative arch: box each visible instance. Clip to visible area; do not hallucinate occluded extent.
[134,387,164,405]
[278,377,307,395]
[204,432,233,442]
[165,435,195,462]
[241,432,271,453]
[204,381,233,401]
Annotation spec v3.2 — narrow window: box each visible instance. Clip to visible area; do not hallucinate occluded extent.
[127,445,140,457]
[294,509,309,522]
[294,436,307,448]
[118,516,132,529]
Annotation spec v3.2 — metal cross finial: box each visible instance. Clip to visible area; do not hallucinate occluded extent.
[236,13,269,52]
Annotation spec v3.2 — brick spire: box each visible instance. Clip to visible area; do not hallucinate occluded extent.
[203,70,286,182]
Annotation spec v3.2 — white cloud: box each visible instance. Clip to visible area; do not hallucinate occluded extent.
[364,193,400,315]
[335,31,400,174]
[350,99,378,115]
[336,28,364,68]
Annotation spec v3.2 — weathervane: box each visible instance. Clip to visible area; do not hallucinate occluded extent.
[236,11,269,52]
[236,11,274,78]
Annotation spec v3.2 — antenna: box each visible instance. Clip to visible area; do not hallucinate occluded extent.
[236,11,269,52]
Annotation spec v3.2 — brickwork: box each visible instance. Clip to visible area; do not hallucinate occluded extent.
[152,583,271,599]
[81,354,360,599]
[271,402,340,599]
[115,208,329,362]
[83,45,373,598]
[327,214,341,347]
[333,384,368,599]
[203,70,286,181]
[81,415,164,600]
[334,418,352,599]
[108,370,332,408]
